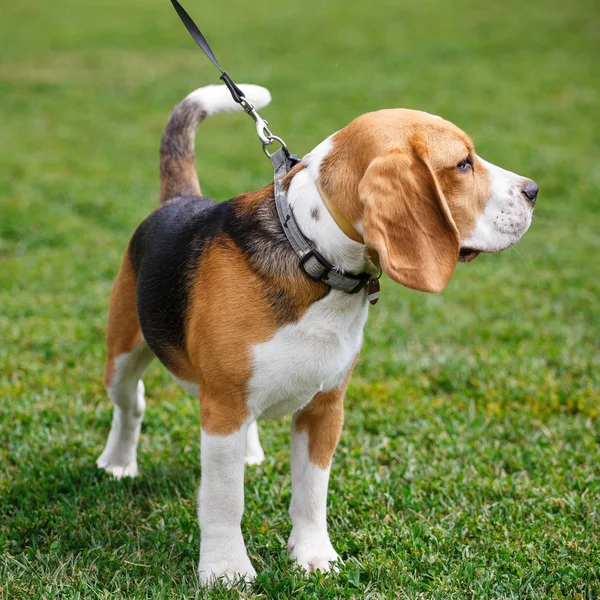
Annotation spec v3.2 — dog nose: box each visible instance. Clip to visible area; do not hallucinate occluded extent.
[522,180,539,205]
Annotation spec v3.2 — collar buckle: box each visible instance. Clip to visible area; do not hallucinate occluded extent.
[300,249,371,294]
[299,248,332,281]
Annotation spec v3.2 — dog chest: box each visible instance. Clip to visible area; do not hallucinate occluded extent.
[247,291,369,419]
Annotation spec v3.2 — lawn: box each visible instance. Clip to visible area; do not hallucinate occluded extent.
[1,0,599,597]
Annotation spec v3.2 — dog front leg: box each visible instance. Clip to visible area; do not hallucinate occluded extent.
[288,386,346,573]
[198,417,255,586]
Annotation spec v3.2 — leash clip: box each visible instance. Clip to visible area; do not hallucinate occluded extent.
[239,97,273,144]
[239,96,288,156]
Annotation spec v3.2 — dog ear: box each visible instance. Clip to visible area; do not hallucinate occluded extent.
[359,145,460,293]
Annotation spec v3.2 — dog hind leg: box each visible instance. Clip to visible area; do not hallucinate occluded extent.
[244,420,265,466]
[97,253,154,479]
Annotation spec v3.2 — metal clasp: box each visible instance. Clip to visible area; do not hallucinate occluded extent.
[239,97,288,157]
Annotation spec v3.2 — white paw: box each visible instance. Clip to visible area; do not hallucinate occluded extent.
[244,421,265,466]
[97,453,138,479]
[288,530,340,573]
[244,450,265,466]
[198,559,257,587]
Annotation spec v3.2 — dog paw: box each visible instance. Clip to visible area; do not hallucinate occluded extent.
[244,422,265,466]
[288,530,340,573]
[96,453,138,479]
[198,559,256,587]
[244,450,265,466]
[290,547,340,573]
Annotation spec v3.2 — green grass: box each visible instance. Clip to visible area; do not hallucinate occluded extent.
[1,0,599,597]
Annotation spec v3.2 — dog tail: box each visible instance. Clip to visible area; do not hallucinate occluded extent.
[159,84,272,203]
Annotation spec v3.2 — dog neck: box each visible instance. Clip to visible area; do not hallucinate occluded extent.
[286,138,372,275]
[316,181,365,244]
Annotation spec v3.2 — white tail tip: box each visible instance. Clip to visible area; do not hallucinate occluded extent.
[185,84,272,116]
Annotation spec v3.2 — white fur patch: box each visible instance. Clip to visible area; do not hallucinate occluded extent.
[462,156,533,253]
[247,290,367,419]
[185,84,271,116]
[244,421,265,465]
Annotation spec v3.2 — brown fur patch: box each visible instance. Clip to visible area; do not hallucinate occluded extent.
[161,347,198,384]
[187,239,271,433]
[104,248,144,387]
[160,157,201,204]
[359,145,460,293]
[318,113,381,225]
[293,357,358,468]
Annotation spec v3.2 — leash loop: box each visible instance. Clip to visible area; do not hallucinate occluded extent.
[262,135,287,158]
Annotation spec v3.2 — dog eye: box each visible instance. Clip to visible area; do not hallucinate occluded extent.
[457,156,473,172]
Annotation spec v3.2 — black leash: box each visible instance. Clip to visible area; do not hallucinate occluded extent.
[170,0,244,102]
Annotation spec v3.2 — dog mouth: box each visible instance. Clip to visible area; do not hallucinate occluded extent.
[458,247,481,263]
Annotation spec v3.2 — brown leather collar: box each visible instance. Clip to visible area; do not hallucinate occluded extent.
[316,182,365,244]
[316,182,381,267]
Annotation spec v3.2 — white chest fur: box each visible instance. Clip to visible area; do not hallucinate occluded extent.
[247,290,368,419]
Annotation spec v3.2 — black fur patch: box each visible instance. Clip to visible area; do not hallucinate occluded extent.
[130,195,221,367]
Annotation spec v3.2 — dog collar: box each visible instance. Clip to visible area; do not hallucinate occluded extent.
[316,183,383,268]
[271,147,380,300]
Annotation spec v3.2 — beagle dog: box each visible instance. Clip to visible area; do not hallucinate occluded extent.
[97,84,537,584]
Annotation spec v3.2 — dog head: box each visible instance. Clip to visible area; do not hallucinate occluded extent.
[317,109,537,293]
